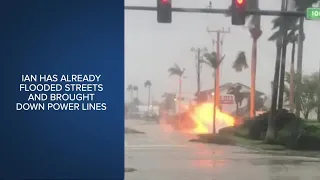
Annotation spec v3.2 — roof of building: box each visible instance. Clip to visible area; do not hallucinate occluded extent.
[197,82,266,97]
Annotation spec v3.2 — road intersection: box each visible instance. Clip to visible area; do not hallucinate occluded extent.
[125,119,320,180]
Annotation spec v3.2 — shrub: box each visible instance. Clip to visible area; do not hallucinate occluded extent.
[241,119,255,128]
[248,119,267,139]
[218,126,235,135]
[193,134,236,145]
[234,127,249,138]
[234,108,320,150]
[246,109,297,140]
[275,119,320,150]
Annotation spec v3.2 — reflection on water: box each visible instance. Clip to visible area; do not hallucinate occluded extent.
[192,159,228,168]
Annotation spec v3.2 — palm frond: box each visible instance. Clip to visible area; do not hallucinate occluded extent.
[174,63,181,71]
[227,84,245,106]
[232,51,248,72]
[269,14,300,42]
[295,0,319,11]
[144,80,152,87]
[203,52,224,69]
[268,30,282,42]
[168,64,184,76]
[127,84,133,91]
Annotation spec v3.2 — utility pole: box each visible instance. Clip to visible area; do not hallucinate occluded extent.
[207,27,230,134]
[191,47,207,99]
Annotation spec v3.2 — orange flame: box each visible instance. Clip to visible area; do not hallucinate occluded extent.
[189,102,235,134]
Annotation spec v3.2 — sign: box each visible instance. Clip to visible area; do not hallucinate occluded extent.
[306,8,320,20]
[220,95,234,104]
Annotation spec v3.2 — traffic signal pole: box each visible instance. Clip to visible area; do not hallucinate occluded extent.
[207,27,230,134]
[125,6,305,17]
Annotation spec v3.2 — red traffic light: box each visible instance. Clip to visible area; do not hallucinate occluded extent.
[236,0,244,5]
[161,0,169,4]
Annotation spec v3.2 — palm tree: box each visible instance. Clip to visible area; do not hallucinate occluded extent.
[268,14,298,110]
[202,51,225,134]
[230,52,248,116]
[294,0,319,117]
[265,0,317,143]
[232,51,248,72]
[265,39,282,143]
[270,0,317,110]
[227,84,245,116]
[168,64,185,125]
[227,0,261,118]
[127,85,134,103]
[248,0,262,118]
[144,80,152,112]
[265,0,294,143]
[133,85,139,100]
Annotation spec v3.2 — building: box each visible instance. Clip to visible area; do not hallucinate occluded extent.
[196,82,267,116]
[160,92,194,115]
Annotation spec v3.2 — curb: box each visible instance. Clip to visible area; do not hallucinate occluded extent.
[235,143,320,158]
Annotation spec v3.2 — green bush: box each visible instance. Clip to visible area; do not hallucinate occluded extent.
[246,109,297,140]
[297,126,320,150]
[234,127,249,138]
[233,108,320,150]
[193,134,236,145]
[275,119,320,150]
[218,126,235,135]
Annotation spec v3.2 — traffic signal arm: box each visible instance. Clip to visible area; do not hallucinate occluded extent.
[126,6,305,17]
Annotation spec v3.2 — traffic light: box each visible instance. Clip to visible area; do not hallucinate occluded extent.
[231,0,247,25]
[157,0,172,23]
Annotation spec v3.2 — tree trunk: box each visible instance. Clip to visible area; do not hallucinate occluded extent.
[295,17,304,117]
[277,0,288,110]
[236,103,239,116]
[318,66,320,121]
[249,28,262,118]
[178,76,182,127]
[130,90,133,116]
[197,49,201,97]
[147,87,151,112]
[289,41,296,113]
[213,70,217,134]
[304,111,309,119]
[136,91,139,100]
[250,38,257,118]
[265,42,282,143]
[278,34,288,109]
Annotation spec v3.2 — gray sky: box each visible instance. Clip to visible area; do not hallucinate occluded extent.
[125,0,319,103]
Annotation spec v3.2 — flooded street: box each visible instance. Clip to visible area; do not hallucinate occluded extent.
[125,119,320,180]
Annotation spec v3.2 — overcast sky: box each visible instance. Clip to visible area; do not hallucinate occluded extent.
[125,0,319,103]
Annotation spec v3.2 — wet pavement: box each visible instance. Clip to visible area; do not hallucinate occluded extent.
[125,119,320,180]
